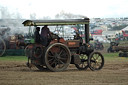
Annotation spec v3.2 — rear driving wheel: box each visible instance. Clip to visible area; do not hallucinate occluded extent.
[88,52,104,71]
[75,54,89,70]
[45,43,71,72]
[0,37,6,56]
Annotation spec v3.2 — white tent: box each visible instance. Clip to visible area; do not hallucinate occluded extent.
[122,26,128,31]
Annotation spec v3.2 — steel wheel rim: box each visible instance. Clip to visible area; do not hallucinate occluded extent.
[0,37,6,56]
[75,54,88,70]
[45,43,71,72]
[89,52,104,70]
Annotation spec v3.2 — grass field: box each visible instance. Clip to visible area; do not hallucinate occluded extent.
[0,56,27,61]
[103,53,128,60]
[0,52,127,61]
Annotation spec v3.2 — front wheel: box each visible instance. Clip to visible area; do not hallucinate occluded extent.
[75,54,89,70]
[88,52,104,71]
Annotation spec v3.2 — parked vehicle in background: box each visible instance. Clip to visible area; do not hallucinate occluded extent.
[107,42,119,53]
[94,40,104,50]
[122,30,128,40]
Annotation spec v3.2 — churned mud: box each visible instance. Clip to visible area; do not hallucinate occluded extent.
[0,59,128,85]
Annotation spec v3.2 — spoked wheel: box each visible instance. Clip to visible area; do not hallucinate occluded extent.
[75,54,89,70]
[0,37,6,56]
[88,52,104,71]
[45,43,71,72]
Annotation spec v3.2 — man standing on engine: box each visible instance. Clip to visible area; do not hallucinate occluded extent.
[34,27,40,43]
[41,25,52,46]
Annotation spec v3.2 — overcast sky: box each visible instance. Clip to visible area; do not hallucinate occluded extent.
[0,0,128,19]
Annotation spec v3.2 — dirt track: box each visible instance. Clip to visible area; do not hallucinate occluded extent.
[0,59,128,85]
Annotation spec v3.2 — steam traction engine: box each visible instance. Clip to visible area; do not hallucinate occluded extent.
[23,18,104,72]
